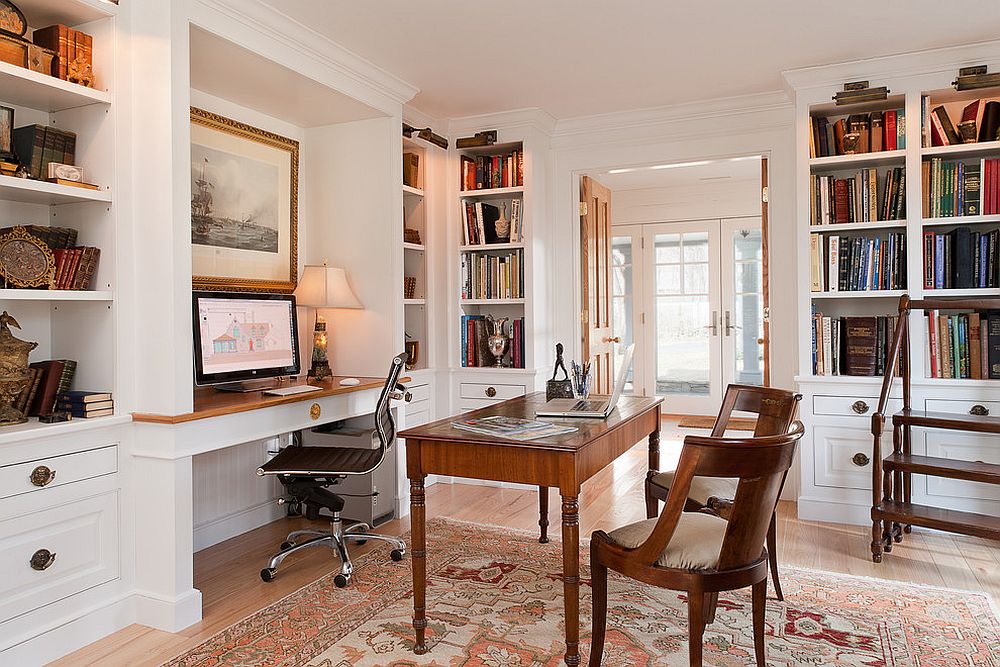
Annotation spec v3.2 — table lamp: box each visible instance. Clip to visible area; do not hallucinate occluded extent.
[294,264,363,379]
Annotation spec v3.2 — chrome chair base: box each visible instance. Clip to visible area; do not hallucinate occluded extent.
[260,513,406,586]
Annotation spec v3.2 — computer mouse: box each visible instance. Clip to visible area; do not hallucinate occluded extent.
[339,377,361,386]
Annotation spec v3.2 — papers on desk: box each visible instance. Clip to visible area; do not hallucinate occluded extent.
[452,415,578,441]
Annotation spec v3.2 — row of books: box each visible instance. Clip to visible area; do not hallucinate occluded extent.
[810,233,907,292]
[460,150,524,191]
[462,199,522,245]
[922,97,1000,147]
[809,109,905,158]
[3,225,101,290]
[12,124,77,181]
[460,249,524,300]
[922,227,999,290]
[811,311,903,377]
[32,23,95,83]
[15,359,76,417]
[809,168,905,225]
[460,315,525,368]
[920,158,983,218]
[924,310,1000,379]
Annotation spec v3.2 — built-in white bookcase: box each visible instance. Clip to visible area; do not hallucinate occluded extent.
[403,136,429,370]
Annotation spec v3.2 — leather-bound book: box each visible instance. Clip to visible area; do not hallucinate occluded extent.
[844,317,878,376]
[988,312,1000,379]
[932,106,960,145]
[833,118,846,155]
[978,101,1000,143]
[833,179,850,224]
[28,359,66,417]
[32,24,71,79]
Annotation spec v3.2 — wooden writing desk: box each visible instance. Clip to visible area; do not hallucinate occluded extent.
[399,392,662,667]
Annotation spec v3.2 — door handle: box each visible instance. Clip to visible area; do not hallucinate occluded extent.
[724,310,742,336]
[602,336,621,344]
[703,311,718,336]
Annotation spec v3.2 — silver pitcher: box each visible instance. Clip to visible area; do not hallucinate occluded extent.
[485,315,509,368]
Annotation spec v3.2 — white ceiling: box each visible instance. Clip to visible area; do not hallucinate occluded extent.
[593,157,761,192]
[259,0,1000,120]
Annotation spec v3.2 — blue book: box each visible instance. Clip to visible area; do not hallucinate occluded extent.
[897,108,906,149]
[981,235,989,288]
[934,235,945,289]
[460,315,467,367]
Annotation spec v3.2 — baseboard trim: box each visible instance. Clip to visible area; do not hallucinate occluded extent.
[797,496,870,526]
[132,588,202,632]
[193,499,284,552]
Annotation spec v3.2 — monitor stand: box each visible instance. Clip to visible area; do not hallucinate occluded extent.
[213,378,281,393]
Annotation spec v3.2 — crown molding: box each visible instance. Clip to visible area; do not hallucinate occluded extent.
[446,107,558,137]
[194,0,419,110]
[782,39,1000,93]
[403,105,446,135]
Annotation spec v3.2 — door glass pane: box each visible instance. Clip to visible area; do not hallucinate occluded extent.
[611,236,635,393]
[654,231,710,396]
[731,228,763,385]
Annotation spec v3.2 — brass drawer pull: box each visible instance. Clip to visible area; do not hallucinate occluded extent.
[29,549,56,571]
[485,386,497,398]
[30,465,56,487]
[970,404,990,417]
[851,400,870,415]
[852,452,870,467]
[310,403,321,420]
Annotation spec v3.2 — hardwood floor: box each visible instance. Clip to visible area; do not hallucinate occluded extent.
[55,425,1000,666]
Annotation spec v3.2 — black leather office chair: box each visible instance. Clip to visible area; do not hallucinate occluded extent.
[256,352,411,587]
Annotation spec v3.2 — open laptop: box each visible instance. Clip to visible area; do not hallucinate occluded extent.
[536,344,635,419]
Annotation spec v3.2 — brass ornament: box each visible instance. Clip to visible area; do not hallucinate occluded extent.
[29,548,56,571]
[310,403,321,420]
[0,0,27,39]
[30,465,55,487]
[67,57,95,88]
[0,226,56,288]
[0,311,38,425]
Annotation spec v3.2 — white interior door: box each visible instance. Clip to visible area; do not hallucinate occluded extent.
[643,221,723,414]
[721,217,765,388]
[611,227,644,394]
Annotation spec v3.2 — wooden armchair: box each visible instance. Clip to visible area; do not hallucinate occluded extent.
[590,421,804,666]
[644,384,801,599]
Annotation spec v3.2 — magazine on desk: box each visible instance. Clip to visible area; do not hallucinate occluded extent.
[452,415,578,441]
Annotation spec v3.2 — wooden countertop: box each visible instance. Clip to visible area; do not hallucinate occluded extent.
[132,376,392,425]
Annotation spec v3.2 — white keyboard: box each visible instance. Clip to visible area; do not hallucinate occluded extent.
[263,384,323,396]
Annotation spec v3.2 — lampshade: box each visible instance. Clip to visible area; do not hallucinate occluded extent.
[295,265,363,309]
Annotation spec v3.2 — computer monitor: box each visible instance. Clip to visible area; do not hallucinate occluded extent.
[192,291,301,390]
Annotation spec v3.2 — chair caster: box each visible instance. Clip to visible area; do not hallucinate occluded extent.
[391,548,405,562]
[260,567,277,582]
[334,573,350,588]
[280,541,294,550]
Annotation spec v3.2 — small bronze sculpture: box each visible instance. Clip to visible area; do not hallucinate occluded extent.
[0,311,38,425]
[546,343,574,400]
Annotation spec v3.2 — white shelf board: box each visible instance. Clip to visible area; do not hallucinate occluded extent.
[0,289,113,301]
[811,290,905,299]
[794,374,889,385]
[460,242,525,252]
[923,288,1000,297]
[403,298,426,305]
[402,242,425,252]
[0,414,130,447]
[459,186,523,199]
[461,298,526,305]
[403,184,424,197]
[921,140,1000,160]
[919,377,1000,387]
[809,221,907,233]
[922,214,1000,228]
[0,60,111,112]
[454,366,535,374]
[809,150,905,171]
[19,0,116,28]
[0,175,111,205]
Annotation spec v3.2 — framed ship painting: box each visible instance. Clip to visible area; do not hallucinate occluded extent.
[190,107,299,292]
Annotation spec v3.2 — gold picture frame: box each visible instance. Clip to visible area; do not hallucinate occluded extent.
[190,107,299,293]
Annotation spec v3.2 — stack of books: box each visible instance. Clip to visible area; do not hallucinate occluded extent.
[460,249,523,300]
[809,109,905,158]
[922,226,999,289]
[2,226,101,290]
[810,167,905,225]
[921,158,993,218]
[810,232,907,292]
[811,310,902,377]
[16,359,77,417]
[924,310,1000,379]
[460,150,524,190]
[921,97,1000,147]
[55,391,114,419]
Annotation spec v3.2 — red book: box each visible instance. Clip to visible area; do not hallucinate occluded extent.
[884,110,897,151]
[833,179,850,224]
[28,360,66,417]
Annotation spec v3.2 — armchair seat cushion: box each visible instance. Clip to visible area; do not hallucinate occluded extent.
[649,471,738,507]
[607,512,728,570]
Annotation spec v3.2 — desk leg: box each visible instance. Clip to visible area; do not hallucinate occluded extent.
[561,494,581,666]
[410,477,428,655]
[644,427,661,519]
[538,486,550,543]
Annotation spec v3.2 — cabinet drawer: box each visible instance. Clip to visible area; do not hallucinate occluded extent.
[925,431,1000,501]
[813,395,902,419]
[925,399,1000,419]
[0,445,118,501]
[404,405,431,428]
[405,383,431,404]
[458,399,497,412]
[813,424,876,490]
[459,382,525,401]
[0,489,119,622]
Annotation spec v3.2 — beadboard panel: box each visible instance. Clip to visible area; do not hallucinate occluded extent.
[192,438,284,551]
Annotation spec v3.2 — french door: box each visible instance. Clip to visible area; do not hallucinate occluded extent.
[612,217,764,415]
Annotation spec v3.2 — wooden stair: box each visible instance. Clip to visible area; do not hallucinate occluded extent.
[873,501,1000,541]
[882,453,1000,485]
[891,409,1000,435]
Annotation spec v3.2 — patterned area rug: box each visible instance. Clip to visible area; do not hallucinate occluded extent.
[164,518,1000,666]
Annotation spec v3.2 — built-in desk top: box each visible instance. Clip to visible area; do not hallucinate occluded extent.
[132,376,392,424]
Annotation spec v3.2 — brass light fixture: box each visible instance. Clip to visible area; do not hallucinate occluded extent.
[952,65,1000,92]
[833,81,889,106]
[402,123,448,150]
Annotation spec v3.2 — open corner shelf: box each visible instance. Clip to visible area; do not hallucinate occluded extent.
[0,414,130,447]
[0,289,113,301]
[809,149,905,171]
[459,186,523,199]
[0,59,111,113]
[403,184,424,197]
[0,175,111,205]
[920,140,1000,160]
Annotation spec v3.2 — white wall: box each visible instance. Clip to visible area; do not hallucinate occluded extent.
[611,177,760,224]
